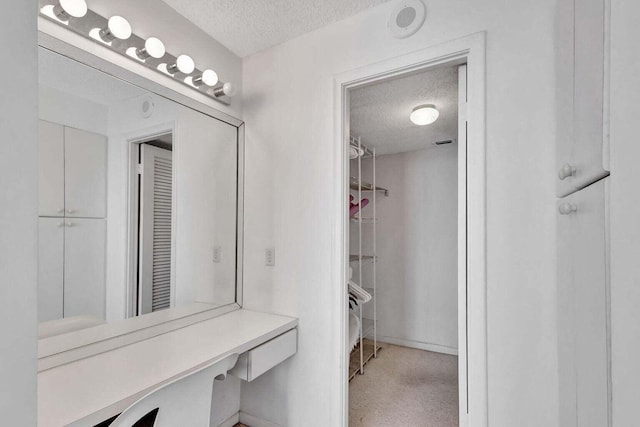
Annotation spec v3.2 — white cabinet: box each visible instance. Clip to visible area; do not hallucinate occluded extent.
[556,0,610,197]
[557,178,609,427]
[38,121,64,217]
[64,127,107,218]
[63,218,106,319]
[38,218,64,322]
[37,121,107,218]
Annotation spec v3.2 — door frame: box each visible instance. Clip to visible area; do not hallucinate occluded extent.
[125,122,177,319]
[332,32,487,427]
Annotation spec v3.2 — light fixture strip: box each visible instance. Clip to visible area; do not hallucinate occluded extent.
[39,6,232,105]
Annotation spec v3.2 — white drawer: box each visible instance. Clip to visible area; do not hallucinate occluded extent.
[230,328,297,381]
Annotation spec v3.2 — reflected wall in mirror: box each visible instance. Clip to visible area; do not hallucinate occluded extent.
[37,47,240,338]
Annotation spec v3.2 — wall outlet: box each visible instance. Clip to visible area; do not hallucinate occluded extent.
[265,248,275,266]
[212,246,221,263]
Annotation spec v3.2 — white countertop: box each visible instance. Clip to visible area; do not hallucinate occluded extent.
[38,309,297,427]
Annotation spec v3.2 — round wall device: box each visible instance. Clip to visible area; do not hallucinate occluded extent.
[140,95,155,118]
[388,0,426,39]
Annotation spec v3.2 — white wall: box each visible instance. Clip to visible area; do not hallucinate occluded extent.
[39,86,109,135]
[0,0,38,423]
[352,146,458,353]
[241,0,557,426]
[609,0,640,424]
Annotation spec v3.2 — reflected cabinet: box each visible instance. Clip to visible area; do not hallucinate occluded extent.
[37,120,107,321]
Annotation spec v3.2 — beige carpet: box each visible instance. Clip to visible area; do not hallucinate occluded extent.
[349,343,459,427]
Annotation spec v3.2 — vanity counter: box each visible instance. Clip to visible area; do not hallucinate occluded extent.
[38,309,298,427]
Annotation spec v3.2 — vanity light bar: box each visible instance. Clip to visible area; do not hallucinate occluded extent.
[40,2,234,105]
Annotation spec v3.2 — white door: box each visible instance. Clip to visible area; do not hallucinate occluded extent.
[138,144,173,315]
[557,178,609,427]
[64,127,107,218]
[63,218,106,319]
[38,218,64,321]
[38,120,64,217]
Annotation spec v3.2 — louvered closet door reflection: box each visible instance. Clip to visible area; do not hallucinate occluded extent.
[139,144,173,315]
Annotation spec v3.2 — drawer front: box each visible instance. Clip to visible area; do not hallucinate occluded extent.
[231,329,297,381]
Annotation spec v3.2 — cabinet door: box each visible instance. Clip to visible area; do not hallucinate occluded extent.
[64,127,107,218]
[557,178,609,427]
[557,0,609,197]
[38,120,65,217]
[63,218,106,319]
[38,218,64,322]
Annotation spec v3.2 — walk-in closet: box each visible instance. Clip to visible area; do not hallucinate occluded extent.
[347,64,462,426]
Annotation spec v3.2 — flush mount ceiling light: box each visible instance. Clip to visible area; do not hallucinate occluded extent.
[39,4,235,105]
[136,37,166,60]
[99,16,132,42]
[410,104,439,125]
[52,0,87,20]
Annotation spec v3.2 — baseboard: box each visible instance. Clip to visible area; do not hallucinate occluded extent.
[218,412,240,427]
[378,336,458,356]
[239,411,283,427]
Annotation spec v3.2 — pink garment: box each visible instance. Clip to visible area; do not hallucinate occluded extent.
[349,197,369,217]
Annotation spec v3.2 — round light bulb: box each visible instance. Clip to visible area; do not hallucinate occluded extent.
[55,0,87,19]
[137,37,165,60]
[222,82,236,96]
[410,104,439,125]
[107,16,132,40]
[212,82,237,98]
[175,54,195,74]
[201,69,219,87]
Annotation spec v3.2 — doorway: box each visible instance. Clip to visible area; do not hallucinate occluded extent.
[333,33,487,427]
[347,64,461,426]
[128,131,174,317]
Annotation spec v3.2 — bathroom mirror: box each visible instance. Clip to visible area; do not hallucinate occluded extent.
[37,45,242,341]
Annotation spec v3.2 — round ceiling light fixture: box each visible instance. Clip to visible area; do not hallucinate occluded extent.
[410,104,439,125]
[388,0,427,39]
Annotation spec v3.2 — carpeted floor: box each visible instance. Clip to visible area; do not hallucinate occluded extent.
[349,343,459,427]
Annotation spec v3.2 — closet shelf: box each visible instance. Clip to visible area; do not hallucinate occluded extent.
[349,255,376,263]
[349,177,389,196]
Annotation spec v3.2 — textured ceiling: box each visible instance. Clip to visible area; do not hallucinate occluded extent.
[39,48,146,106]
[160,0,390,57]
[350,65,459,155]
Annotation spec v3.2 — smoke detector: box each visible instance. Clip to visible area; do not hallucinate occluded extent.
[388,0,427,39]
